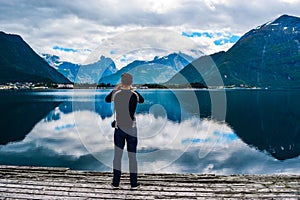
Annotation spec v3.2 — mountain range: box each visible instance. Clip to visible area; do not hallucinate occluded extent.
[45,52,195,85]
[0,31,70,84]
[43,54,117,84]
[168,14,300,88]
[98,52,194,84]
[0,14,299,88]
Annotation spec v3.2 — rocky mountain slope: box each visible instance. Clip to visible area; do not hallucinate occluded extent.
[0,31,71,84]
[168,14,300,88]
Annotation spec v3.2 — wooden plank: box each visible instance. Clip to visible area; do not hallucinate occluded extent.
[0,165,299,199]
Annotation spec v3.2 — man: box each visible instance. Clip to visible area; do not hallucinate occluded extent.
[105,73,144,190]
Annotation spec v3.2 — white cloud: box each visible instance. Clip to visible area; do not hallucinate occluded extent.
[138,0,183,14]
[0,0,299,64]
[180,29,242,55]
[279,0,300,4]
[86,28,204,68]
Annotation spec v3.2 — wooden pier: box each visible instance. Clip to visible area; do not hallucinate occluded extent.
[0,165,299,199]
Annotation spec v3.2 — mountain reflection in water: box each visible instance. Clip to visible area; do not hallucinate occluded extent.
[0,89,299,174]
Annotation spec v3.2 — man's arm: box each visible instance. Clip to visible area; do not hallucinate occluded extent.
[105,83,122,103]
[105,91,114,103]
[135,91,144,103]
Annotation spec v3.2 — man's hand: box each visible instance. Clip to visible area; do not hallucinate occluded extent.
[115,83,122,90]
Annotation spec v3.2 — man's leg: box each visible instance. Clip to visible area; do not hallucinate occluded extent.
[112,128,125,187]
[126,128,138,187]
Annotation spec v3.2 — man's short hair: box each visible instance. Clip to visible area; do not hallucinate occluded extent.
[121,73,133,86]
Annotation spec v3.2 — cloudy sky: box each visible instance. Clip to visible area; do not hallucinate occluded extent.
[1,0,300,66]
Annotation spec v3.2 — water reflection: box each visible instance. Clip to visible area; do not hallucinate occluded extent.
[0,91,61,145]
[0,89,299,174]
[225,89,300,160]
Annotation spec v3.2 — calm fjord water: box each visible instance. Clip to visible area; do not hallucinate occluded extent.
[0,89,299,174]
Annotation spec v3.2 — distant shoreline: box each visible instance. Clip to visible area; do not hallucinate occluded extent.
[1,82,299,91]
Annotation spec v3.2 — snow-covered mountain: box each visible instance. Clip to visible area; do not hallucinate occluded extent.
[44,51,196,84]
[98,52,195,84]
[168,14,300,88]
[43,54,117,84]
